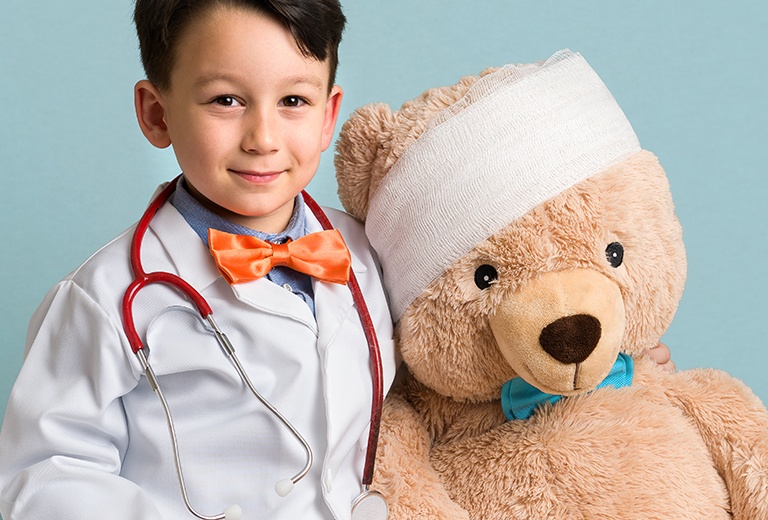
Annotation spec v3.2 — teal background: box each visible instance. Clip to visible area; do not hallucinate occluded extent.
[1,0,766,430]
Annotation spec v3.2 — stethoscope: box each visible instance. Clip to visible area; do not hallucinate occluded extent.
[121,177,388,520]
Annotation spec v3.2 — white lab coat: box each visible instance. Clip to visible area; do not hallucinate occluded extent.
[0,197,397,520]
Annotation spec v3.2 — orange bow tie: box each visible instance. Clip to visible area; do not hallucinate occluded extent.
[208,228,351,285]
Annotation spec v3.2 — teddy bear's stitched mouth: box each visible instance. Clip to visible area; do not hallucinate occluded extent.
[573,363,581,390]
[522,361,578,394]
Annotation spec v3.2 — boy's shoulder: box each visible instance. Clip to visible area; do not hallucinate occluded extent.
[62,197,190,305]
[66,224,136,288]
[323,206,363,233]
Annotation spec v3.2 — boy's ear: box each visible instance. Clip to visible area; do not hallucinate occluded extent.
[321,85,344,152]
[134,80,172,149]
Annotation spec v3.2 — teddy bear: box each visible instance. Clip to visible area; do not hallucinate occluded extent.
[334,50,768,519]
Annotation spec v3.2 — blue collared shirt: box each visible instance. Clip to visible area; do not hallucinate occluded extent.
[170,179,316,314]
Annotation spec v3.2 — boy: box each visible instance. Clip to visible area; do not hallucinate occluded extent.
[0,1,397,519]
[0,2,675,519]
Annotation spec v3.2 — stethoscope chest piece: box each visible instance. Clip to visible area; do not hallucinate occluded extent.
[351,489,388,520]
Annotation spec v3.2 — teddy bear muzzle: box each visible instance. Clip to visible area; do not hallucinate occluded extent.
[489,268,626,395]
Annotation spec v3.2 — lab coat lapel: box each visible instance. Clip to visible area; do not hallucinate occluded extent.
[305,207,357,353]
[313,277,354,353]
[147,200,221,292]
[231,278,318,331]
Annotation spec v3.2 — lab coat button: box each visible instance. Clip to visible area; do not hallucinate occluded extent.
[323,469,333,492]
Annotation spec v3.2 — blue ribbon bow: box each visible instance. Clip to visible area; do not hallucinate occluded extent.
[501,353,635,421]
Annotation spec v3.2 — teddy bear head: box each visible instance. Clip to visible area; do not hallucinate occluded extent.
[335,50,686,403]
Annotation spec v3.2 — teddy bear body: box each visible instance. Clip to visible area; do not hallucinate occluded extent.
[335,51,768,519]
[392,359,744,519]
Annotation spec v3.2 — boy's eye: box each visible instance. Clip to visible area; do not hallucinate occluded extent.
[281,96,306,107]
[213,96,241,107]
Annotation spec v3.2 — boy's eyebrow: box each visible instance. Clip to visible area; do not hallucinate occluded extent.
[194,72,325,92]
[280,74,325,92]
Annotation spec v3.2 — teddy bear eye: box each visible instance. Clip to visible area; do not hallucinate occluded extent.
[474,264,498,289]
[605,242,624,268]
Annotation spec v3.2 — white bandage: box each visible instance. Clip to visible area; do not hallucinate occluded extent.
[365,49,641,321]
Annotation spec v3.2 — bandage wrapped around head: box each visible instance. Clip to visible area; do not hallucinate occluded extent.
[365,49,641,321]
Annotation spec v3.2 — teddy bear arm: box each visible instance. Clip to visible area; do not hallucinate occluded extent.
[373,393,470,520]
[665,368,768,518]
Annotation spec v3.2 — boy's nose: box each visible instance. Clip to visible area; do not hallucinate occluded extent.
[241,110,279,154]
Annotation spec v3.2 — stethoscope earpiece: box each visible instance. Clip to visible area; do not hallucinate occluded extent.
[274,478,295,497]
[223,505,243,520]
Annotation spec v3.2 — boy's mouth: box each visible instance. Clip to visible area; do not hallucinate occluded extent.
[230,168,283,184]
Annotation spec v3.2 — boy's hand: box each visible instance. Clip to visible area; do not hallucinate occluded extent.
[645,342,675,372]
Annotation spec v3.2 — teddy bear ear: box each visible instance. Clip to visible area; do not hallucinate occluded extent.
[479,66,500,77]
[334,102,396,222]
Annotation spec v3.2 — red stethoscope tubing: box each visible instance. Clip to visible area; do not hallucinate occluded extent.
[120,176,383,488]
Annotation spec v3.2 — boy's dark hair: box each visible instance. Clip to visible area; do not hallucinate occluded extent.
[134,0,346,92]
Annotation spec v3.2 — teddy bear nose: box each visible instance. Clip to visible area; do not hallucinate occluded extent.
[539,314,602,364]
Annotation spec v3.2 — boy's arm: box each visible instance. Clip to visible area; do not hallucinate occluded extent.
[0,280,164,520]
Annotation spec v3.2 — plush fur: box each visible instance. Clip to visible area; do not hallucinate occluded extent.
[335,68,768,519]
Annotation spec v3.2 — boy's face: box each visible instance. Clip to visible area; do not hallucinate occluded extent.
[136,5,342,233]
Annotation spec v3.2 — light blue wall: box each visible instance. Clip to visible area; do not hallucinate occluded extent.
[1,0,766,427]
